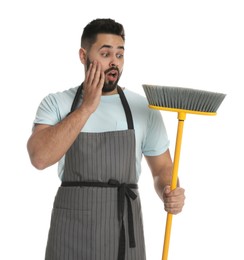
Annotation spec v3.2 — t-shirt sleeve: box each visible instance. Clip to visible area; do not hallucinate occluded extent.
[33,94,61,126]
[142,109,170,156]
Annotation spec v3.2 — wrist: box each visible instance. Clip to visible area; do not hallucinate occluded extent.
[78,104,94,117]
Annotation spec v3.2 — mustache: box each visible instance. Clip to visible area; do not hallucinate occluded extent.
[104,66,119,75]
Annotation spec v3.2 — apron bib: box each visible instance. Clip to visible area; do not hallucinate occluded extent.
[45,85,146,260]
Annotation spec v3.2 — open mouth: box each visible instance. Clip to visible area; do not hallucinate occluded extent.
[106,69,119,81]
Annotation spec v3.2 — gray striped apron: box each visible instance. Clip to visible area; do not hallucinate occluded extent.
[45,84,146,260]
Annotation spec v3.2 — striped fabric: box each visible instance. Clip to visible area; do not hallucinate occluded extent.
[45,130,146,260]
[63,130,136,183]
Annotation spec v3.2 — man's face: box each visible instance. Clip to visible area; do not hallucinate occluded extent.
[85,33,124,93]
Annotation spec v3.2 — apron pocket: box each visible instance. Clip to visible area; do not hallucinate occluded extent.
[45,208,93,260]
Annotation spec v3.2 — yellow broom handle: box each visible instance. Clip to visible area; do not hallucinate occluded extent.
[162,112,186,260]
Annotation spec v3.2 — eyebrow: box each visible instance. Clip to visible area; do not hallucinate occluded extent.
[99,44,124,50]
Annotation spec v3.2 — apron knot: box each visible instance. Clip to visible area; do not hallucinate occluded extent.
[109,180,137,260]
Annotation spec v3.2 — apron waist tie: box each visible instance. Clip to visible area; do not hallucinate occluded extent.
[61,179,138,260]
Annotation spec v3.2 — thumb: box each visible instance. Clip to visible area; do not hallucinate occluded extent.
[163,185,171,195]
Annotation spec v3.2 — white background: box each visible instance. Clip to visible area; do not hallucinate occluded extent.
[1,0,243,259]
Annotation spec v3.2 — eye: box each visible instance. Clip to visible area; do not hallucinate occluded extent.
[101,52,109,57]
[116,53,124,59]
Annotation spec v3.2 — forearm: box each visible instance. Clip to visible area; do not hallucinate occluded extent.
[145,150,174,200]
[153,167,173,201]
[27,60,105,170]
[27,107,91,170]
[146,151,185,214]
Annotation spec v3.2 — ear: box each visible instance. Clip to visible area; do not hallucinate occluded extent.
[79,48,87,64]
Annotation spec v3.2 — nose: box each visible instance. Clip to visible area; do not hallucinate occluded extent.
[109,56,119,68]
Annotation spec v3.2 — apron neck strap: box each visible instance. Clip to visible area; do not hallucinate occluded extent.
[70,83,83,113]
[117,86,134,130]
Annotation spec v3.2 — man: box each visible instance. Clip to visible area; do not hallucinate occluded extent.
[27,18,185,260]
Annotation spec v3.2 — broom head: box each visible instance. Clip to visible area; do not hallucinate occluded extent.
[142,84,226,115]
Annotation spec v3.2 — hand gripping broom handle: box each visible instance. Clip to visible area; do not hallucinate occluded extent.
[162,111,186,260]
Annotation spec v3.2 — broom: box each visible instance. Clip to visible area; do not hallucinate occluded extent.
[142,84,226,260]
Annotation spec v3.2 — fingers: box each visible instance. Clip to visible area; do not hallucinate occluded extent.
[163,186,185,215]
[80,60,105,114]
[85,60,104,89]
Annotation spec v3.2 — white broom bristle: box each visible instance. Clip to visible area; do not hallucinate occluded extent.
[142,85,226,112]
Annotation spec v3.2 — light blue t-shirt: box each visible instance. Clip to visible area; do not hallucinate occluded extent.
[33,86,170,180]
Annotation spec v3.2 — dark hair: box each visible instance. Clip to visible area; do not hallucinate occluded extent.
[81,18,125,50]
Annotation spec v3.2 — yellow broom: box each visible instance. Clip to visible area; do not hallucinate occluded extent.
[142,84,226,260]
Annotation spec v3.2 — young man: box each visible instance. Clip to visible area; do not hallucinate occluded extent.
[27,18,185,260]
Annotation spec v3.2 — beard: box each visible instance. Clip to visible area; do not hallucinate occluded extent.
[86,58,121,93]
[102,67,121,92]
